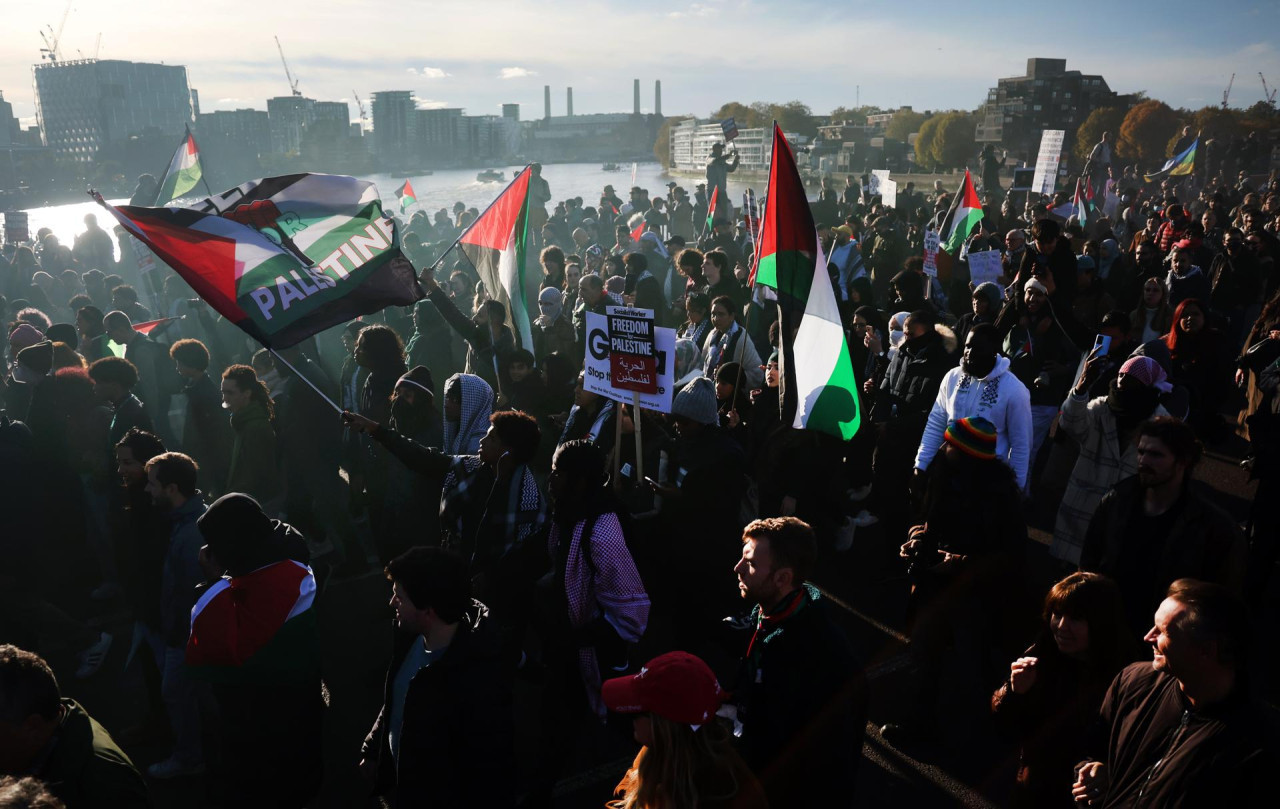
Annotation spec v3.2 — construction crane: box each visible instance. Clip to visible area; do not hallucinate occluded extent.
[353,91,368,131]
[93,33,101,59]
[1262,73,1278,108]
[275,35,301,97]
[1222,73,1234,110]
[38,0,74,62]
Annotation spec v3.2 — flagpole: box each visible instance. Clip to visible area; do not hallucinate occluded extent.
[191,127,217,200]
[268,348,342,413]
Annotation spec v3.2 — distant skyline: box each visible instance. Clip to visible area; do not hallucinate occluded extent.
[3,1,1278,130]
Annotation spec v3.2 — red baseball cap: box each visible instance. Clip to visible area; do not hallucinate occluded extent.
[601,652,724,726]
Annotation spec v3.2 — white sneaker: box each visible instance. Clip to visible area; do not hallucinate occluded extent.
[147,756,205,780]
[75,632,113,679]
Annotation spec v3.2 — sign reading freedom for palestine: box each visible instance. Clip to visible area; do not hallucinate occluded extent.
[606,305,658,395]
[584,311,675,413]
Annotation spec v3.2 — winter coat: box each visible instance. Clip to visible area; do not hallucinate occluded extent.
[35,699,150,809]
[1089,663,1269,807]
[532,312,577,365]
[1166,266,1212,309]
[361,602,516,809]
[915,355,1034,489]
[181,374,231,495]
[871,327,956,423]
[226,401,280,504]
[1050,393,1170,565]
[1003,310,1082,407]
[427,286,514,391]
[159,495,208,647]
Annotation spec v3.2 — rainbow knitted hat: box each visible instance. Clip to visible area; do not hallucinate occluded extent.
[944,417,997,460]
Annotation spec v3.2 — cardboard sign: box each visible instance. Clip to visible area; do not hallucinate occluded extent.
[721,118,739,142]
[1031,130,1066,196]
[607,306,658,395]
[922,230,941,277]
[3,211,28,245]
[967,249,1003,287]
[881,178,898,209]
[1011,168,1035,191]
[870,169,891,199]
[584,311,675,413]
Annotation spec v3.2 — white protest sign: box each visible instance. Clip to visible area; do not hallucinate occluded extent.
[584,311,676,413]
[922,230,940,277]
[1031,130,1065,196]
[870,169,891,200]
[967,249,1003,287]
[881,178,898,209]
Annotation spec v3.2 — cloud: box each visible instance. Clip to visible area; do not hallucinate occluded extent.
[416,99,450,110]
[407,66,451,79]
[668,3,719,19]
[499,66,537,80]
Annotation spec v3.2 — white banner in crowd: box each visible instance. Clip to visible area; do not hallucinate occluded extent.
[583,311,676,413]
[967,249,1003,287]
[881,178,898,209]
[1031,130,1066,196]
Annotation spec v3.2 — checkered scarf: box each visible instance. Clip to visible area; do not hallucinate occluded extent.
[439,456,546,567]
[442,373,493,455]
[548,511,650,718]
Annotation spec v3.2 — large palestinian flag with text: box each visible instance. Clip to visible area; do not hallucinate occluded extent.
[437,167,534,350]
[750,124,860,440]
[94,174,423,348]
[155,128,205,206]
[186,559,319,684]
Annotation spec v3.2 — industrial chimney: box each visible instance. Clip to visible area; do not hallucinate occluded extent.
[544,85,551,120]
[654,80,662,117]
[633,79,640,115]
[567,87,573,118]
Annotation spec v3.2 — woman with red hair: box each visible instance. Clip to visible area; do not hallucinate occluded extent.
[1164,298,1232,438]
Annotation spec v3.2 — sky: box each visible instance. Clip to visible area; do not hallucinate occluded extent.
[3,0,1278,129]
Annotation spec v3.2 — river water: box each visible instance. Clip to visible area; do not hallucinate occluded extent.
[17,161,769,262]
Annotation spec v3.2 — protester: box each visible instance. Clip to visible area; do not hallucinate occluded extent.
[219,364,280,506]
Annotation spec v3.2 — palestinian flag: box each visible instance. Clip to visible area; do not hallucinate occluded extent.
[704,185,720,233]
[1072,178,1091,227]
[186,559,319,684]
[132,317,178,336]
[791,237,861,440]
[630,219,646,243]
[395,180,417,212]
[155,128,204,206]
[1144,137,1197,183]
[938,169,984,255]
[750,123,817,319]
[436,167,534,350]
[93,174,424,348]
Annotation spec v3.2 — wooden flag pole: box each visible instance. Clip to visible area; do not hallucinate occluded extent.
[612,401,624,493]
[633,392,644,484]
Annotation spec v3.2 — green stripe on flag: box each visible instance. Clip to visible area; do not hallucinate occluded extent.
[754,250,814,301]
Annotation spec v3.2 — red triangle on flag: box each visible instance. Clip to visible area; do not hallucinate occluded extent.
[631,220,646,242]
[133,317,177,335]
[460,169,532,251]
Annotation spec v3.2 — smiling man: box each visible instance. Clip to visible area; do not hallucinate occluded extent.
[1071,579,1267,807]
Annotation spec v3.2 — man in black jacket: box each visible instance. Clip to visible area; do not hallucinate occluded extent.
[169,338,231,494]
[360,547,515,809]
[1081,417,1245,636]
[729,517,866,808]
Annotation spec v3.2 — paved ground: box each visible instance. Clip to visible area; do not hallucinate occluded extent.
[26,418,1279,808]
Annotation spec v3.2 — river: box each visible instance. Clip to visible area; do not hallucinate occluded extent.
[16,161,770,263]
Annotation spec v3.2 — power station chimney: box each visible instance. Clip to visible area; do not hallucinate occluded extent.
[567,87,573,118]
[633,79,640,115]
[654,80,662,117]
[544,85,551,120]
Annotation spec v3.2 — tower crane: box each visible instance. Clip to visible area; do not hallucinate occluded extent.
[353,91,368,131]
[1261,73,1278,108]
[275,35,301,97]
[38,0,74,62]
[1222,73,1234,110]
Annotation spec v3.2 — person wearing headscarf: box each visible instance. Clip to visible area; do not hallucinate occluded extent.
[441,373,494,456]
[670,338,704,399]
[1050,355,1175,565]
[533,287,576,365]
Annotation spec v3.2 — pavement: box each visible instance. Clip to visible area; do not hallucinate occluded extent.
[25,418,1279,808]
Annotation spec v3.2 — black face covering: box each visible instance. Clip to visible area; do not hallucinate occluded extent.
[1107,378,1159,423]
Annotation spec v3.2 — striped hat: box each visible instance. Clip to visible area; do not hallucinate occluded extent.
[944,417,997,460]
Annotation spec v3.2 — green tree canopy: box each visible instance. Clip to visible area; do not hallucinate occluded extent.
[929,112,976,170]
[1119,100,1182,166]
[914,115,943,169]
[885,110,929,142]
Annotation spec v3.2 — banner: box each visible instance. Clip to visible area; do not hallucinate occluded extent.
[721,117,739,141]
[607,306,658,395]
[881,178,898,209]
[584,311,675,413]
[922,230,941,277]
[967,249,1003,287]
[1031,130,1066,196]
[870,169,891,199]
[3,211,29,245]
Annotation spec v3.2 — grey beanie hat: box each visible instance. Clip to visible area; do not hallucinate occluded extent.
[671,376,719,426]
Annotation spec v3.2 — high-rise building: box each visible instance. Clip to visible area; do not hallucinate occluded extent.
[974,58,1125,159]
[502,104,520,121]
[416,107,464,164]
[196,108,271,156]
[567,87,573,118]
[655,80,662,117]
[371,90,415,158]
[33,58,194,163]
[266,95,315,155]
[0,91,19,147]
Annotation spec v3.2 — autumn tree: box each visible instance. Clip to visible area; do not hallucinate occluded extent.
[914,115,943,169]
[929,112,976,170]
[885,109,929,141]
[1073,107,1127,162]
[653,118,676,166]
[1118,100,1182,166]
[711,102,755,127]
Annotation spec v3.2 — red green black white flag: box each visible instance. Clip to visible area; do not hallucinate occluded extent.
[93,173,424,348]
[395,180,417,212]
[155,128,205,206]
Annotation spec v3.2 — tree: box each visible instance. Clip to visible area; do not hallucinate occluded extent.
[914,115,943,169]
[749,101,816,137]
[830,105,883,123]
[929,112,976,170]
[653,117,676,166]
[711,102,754,126]
[1118,100,1182,166]
[1073,107,1127,162]
[885,109,929,142]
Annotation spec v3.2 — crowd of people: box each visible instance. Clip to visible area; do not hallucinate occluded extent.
[1,144,1277,808]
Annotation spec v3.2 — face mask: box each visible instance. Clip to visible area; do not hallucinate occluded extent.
[1107,378,1159,419]
[889,328,905,349]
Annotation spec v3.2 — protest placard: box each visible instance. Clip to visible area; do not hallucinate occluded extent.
[721,118,739,141]
[3,211,28,245]
[1031,130,1065,196]
[606,306,658,395]
[922,230,941,277]
[967,249,1003,287]
[584,310,675,413]
[881,178,898,209]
